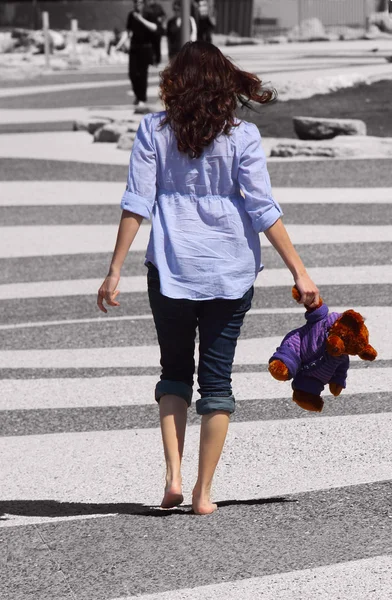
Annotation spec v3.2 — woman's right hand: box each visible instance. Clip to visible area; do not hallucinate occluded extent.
[97,273,120,313]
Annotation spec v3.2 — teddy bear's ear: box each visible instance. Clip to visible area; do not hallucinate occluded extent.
[292,286,301,302]
[339,310,364,331]
[358,345,377,361]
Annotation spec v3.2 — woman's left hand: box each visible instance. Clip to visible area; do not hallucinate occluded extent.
[97,274,120,313]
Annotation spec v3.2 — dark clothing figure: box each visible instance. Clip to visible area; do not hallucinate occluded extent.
[195,1,215,43]
[145,2,166,64]
[166,17,194,59]
[107,27,122,55]
[197,15,215,43]
[127,11,154,47]
[128,50,152,103]
[127,11,155,104]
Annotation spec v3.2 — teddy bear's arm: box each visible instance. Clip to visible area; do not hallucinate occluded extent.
[269,330,303,380]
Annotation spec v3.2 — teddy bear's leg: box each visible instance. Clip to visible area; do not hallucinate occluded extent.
[329,382,343,397]
[292,389,324,412]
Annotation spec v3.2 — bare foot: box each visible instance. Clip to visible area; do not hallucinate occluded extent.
[192,490,217,515]
[161,484,184,509]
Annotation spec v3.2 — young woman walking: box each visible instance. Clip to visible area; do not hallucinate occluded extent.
[97,41,319,515]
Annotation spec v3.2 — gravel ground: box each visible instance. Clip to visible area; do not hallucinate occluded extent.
[240,79,392,138]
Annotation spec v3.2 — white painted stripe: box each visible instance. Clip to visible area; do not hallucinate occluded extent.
[0,367,390,411]
[113,556,392,600]
[1,224,391,258]
[0,182,126,206]
[1,183,391,206]
[0,131,131,166]
[0,314,154,331]
[0,513,115,529]
[0,413,391,511]
[0,307,387,367]
[274,187,392,204]
[0,106,143,126]
[0,275,147,299]
[0,265,389,299]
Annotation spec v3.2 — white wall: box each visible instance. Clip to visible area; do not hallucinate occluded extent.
[252,0,378,30]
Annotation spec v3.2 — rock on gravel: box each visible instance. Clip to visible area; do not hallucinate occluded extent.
[73,117,113,134]
[270,136,392,159]
[117,132,136,151]
[288,18,330,42]
[293,117,367,140]
[94,121,140,143]
[370,12,392,34]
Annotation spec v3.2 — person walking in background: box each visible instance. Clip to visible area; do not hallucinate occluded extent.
[166,0,197,60]
[196,0,215,43]
[107,27,122,56]
[116,0,160,109]
[144,0,166,65]
[97,41,319,515]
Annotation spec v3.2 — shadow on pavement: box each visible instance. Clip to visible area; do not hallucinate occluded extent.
[0,496,293,520]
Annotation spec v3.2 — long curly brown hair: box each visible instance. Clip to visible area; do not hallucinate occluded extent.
[159,41,276,158]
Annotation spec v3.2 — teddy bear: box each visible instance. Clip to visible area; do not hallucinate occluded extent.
[268,286,377,412]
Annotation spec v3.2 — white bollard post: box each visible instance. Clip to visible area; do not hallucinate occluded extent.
[42,11,51,69]
[71,18,78,59]
[68,18,81,68]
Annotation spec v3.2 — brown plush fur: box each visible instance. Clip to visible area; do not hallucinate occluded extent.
[268,286,377,412]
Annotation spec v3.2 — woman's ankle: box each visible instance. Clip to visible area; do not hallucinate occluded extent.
[192,485,217,514]
[192,481,211,501]
[164,471,182,497]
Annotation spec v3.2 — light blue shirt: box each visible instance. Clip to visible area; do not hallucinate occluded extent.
[121,111,283,300]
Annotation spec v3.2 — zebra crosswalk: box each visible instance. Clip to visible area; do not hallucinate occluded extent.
[1,102,392,598]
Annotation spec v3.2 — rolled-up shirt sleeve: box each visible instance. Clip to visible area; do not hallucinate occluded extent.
[238,122,283,233]
[120,114,157,220]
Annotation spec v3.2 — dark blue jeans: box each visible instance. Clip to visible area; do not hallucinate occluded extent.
[147,263,254,415]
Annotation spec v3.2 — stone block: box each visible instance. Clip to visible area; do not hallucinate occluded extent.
[271,142,335,158]
[73,117,113,134]
[93,122,130,143]
[288,18,330,42]
[266,36,288,45]
[270,136,392,159]
[293,116,367,140]
[117,132,136,151]
[370,12,392,34]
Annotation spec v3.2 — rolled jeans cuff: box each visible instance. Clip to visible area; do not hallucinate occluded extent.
[155,380,193,407]
[196,395,235,415]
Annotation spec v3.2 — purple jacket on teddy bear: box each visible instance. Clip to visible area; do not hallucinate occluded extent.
[269,303,349,396]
